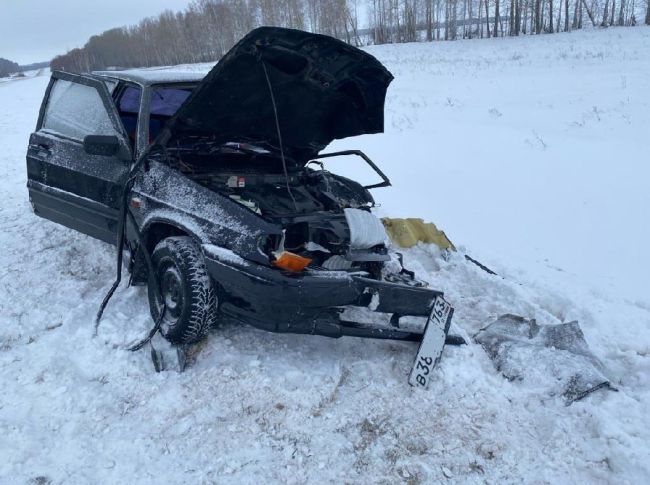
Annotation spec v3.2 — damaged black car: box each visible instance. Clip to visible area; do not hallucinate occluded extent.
[26,27,455,379]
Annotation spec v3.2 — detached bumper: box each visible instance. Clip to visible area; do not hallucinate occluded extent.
[203,245,452,342]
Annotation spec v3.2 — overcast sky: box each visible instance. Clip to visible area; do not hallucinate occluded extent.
[1,0,193,65]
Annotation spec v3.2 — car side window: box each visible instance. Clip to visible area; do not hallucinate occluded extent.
[42,79,117,140]
[116,85,142,150]
[149,86,193,142]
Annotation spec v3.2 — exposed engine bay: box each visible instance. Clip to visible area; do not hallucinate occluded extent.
[165,143,393,274]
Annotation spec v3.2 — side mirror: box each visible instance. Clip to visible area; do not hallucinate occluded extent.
[83,135,120,156]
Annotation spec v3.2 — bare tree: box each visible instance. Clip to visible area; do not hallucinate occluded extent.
[494,0,501,36]
[616,0,625,24]
[425,0,434,39]
[485,0,492,37]
[582,0,597,25]
[601,0,610,25]
[565,0,570,29]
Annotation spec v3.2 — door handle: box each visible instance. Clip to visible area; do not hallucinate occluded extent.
[37,143,52,157]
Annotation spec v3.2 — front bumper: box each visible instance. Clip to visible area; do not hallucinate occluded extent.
[203,246,453,343]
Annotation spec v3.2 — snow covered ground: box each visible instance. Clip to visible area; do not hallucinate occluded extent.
[1,28,649,483]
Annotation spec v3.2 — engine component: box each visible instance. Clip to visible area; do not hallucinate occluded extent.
[344,208,387,250]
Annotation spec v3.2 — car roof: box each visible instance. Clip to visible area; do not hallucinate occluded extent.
[92,69,206,86]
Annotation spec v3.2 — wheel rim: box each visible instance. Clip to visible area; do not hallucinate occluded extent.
[159,263,184,325]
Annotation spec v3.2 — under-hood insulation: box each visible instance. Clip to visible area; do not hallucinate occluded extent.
[156,27,394,163]
[344,208,387,249]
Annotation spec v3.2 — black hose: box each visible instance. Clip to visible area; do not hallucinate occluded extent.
[127,307,165,352]
[94,175,134,334]
[464,254,498,276]
[124,205,166,351]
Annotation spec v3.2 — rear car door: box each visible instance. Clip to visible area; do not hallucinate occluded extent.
[26,71,132,244]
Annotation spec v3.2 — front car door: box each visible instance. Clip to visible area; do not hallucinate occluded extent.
[26,71,132,244]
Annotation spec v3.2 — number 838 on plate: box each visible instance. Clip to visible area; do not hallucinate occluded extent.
[408,296,453,389]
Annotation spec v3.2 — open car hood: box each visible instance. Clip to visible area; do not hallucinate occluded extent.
[155,27,393,163]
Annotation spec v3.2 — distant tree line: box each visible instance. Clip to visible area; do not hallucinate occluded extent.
[368,0,644,42]
[19,61,50,72]
[0,58,20,78]
[51,0,649,72]
[51,0,360,72]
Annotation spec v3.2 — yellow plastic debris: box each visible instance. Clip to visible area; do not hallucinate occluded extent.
[381,218,455,250]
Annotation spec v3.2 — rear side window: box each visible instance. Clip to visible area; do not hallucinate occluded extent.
[42,79,117,140]
[118,86,141,114]
[149,86,193,142]
[150,87,192,116]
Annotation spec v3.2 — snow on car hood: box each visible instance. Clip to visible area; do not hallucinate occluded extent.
[155,27,394,163]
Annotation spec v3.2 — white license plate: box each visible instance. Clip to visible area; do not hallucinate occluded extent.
[408,296,452,389]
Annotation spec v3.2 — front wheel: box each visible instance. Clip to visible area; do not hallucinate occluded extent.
[147,236,218,344]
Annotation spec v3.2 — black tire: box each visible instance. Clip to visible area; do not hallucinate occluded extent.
[147,236,218,344]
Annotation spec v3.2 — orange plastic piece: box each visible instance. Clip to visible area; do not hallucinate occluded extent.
[272,251,312,272]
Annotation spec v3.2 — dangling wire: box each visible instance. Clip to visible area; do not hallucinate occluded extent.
[260,59,298,212]
[94,156,166,351]
[94,173,135,335]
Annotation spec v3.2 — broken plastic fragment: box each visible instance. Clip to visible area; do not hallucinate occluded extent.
[272,251,311,272]
[474,314,615,404]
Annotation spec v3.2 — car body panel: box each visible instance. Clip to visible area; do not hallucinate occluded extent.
[203,246,441,339]
[129,161,282,264]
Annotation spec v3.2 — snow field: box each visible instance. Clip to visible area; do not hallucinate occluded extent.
[1,28,649,483]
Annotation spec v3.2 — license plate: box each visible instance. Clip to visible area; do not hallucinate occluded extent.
[408,296,453,389]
